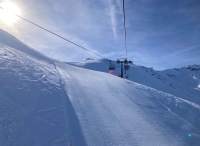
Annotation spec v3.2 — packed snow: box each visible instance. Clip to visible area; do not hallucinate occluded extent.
[69,59,200,105]
[0,28,200,146]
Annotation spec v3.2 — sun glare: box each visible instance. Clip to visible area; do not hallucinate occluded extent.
[0,1,21,25]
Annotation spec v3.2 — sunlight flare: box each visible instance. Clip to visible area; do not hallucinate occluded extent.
[0,1,21,25]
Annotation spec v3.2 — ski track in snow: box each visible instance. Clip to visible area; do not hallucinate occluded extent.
[126,81,200,133]
[57,62,190,146]
[1,34,200,146]
[0,44,71,146]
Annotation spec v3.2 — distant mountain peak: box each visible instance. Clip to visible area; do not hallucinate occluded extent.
[84,58,94,61]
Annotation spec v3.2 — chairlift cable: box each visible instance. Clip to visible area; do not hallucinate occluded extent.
[0,6,108,59]
[122,0,127,59]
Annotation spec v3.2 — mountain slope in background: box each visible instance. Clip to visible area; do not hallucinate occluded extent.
[0,29,200,146]
[69,59,200,105]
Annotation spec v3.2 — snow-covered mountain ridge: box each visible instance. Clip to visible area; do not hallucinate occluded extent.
[68,59,200,105]
[0,28,200,145]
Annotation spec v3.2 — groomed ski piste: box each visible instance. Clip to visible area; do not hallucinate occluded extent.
[0,29,200,146]
[69,59,200,105]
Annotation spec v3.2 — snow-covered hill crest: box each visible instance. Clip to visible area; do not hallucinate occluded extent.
[0,29,200,145]
[0,28,50,62]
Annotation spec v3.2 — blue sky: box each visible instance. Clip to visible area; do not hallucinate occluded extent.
[0,0,200,70]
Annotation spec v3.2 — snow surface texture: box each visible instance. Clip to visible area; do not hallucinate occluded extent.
[69,59,200,105]
[0,28,200,146]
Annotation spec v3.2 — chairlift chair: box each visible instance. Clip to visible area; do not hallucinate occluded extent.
[109,65,115,70]
[108,60,115,70]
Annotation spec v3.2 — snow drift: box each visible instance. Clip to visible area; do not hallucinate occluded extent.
[0,28,200,146]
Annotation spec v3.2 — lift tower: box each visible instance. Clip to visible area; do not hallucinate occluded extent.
[117,58,133,78]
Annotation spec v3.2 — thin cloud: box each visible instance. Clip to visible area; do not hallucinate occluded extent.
[116,0,122,9]
[164,44,200,58]
[108,0,121,39]
[110,6,117,38]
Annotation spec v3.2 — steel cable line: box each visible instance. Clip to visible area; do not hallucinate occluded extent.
[0,6,108,59]
[122,0,127,59]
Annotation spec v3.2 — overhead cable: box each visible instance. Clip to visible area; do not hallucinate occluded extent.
[122,0,127,59]
[0,6,108,59]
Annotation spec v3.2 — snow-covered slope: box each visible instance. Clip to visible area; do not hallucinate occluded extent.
[0,29,50,62]
[1,29,200,146]
[69,59,200,105]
